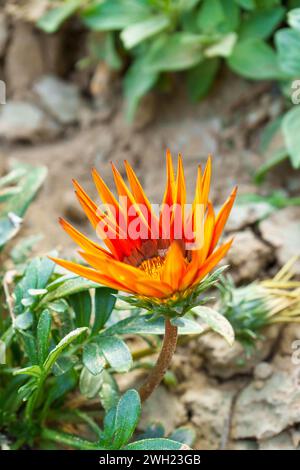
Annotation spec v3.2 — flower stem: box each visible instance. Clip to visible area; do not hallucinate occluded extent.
[139,318,178,403]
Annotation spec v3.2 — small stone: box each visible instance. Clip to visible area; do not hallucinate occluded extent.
[139,387,187,434]
[5,22,44,96]
[0,101,60,142]
[197,326,279,379]
[34,75,81,124]
[225,229,273,282]
[0,13,8,58]
[224,203,272,232]
[259,207,300,275]
[182,380,235,450]
[232,370,300,440]
[254,380,265,390]
[254,362,273,380]
[259,431,297,450]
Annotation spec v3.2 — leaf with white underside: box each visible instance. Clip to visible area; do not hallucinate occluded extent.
[190,306,235,345]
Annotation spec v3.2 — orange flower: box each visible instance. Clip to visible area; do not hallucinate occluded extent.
[51,151,236,303]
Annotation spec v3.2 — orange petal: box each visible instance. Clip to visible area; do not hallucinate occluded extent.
[192,238,233,286]
[79,251,172,297]
[161,241,188,291]
[49,257,129,292]
[59,218,113,258]
[209,186,237,255]
[201,155,212,210]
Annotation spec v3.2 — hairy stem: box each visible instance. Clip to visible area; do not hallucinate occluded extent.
[139,318,178,403]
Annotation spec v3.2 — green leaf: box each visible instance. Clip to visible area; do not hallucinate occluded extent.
[97,336,132,372]
[275,28,300,76]
[204,33,237,57]
[255,148,288,183]
[14,365,42,378]
[124,438,185,450]
[38,275,98,307]
[82,0,151,31]
[43,327,87,373]
[0,164,47,248]
[93,287,117,333]
[145,33,204,72]
[191,306,235,345]
[37,0,81,33]
[69,290,92,327]
[37,309,52,365]
[239,6,285,40]
[187,58,220,101]
[282,106,300,168]
[169,426,196,447]
[227,38,283,80]
[103,33,122,71]
[79,366,103,398]
[99,370,120,411]
[124,60,158,121]
[14,311,33,330]
[18,330,38,364]
[104,314,204,336]
[111,389,141,449]
[121,14,170,49]
[197,0,240,33]
[235,0,255,9]
[288,8,300,31]
[52,355,77,376]
[83,342,105,376]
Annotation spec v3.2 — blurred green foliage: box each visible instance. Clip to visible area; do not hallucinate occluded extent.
[36,0,300,174]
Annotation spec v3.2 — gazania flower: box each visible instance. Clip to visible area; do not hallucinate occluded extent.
[52,151,236,307]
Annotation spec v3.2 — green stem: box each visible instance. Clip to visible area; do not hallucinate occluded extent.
[41,428,102,450]
[139,318,178,403]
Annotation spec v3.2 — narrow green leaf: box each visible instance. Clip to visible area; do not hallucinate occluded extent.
[43,327,87,373]
[14,365,42,378]
[82,0,151,31]
[124,60,158,121]
[191,306,235,345]
[145,33,204,72]
[37,309,52,365]
[104,314,204,336]
[69,290,92,327]
[121,14,170,49]
[111,389,141,449]
[37,0,81,33]
[93,287,117,333]
[124,438,185,450]
[38,275,98,307]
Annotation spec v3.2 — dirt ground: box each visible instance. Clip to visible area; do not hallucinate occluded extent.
[1,19,300,448]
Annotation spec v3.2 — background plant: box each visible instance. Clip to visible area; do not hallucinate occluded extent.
[36,0,300,174]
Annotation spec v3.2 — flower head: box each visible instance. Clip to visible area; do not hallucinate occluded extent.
[52,151,236,312]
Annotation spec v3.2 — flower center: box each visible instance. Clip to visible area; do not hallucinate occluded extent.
[139,256,165,279]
